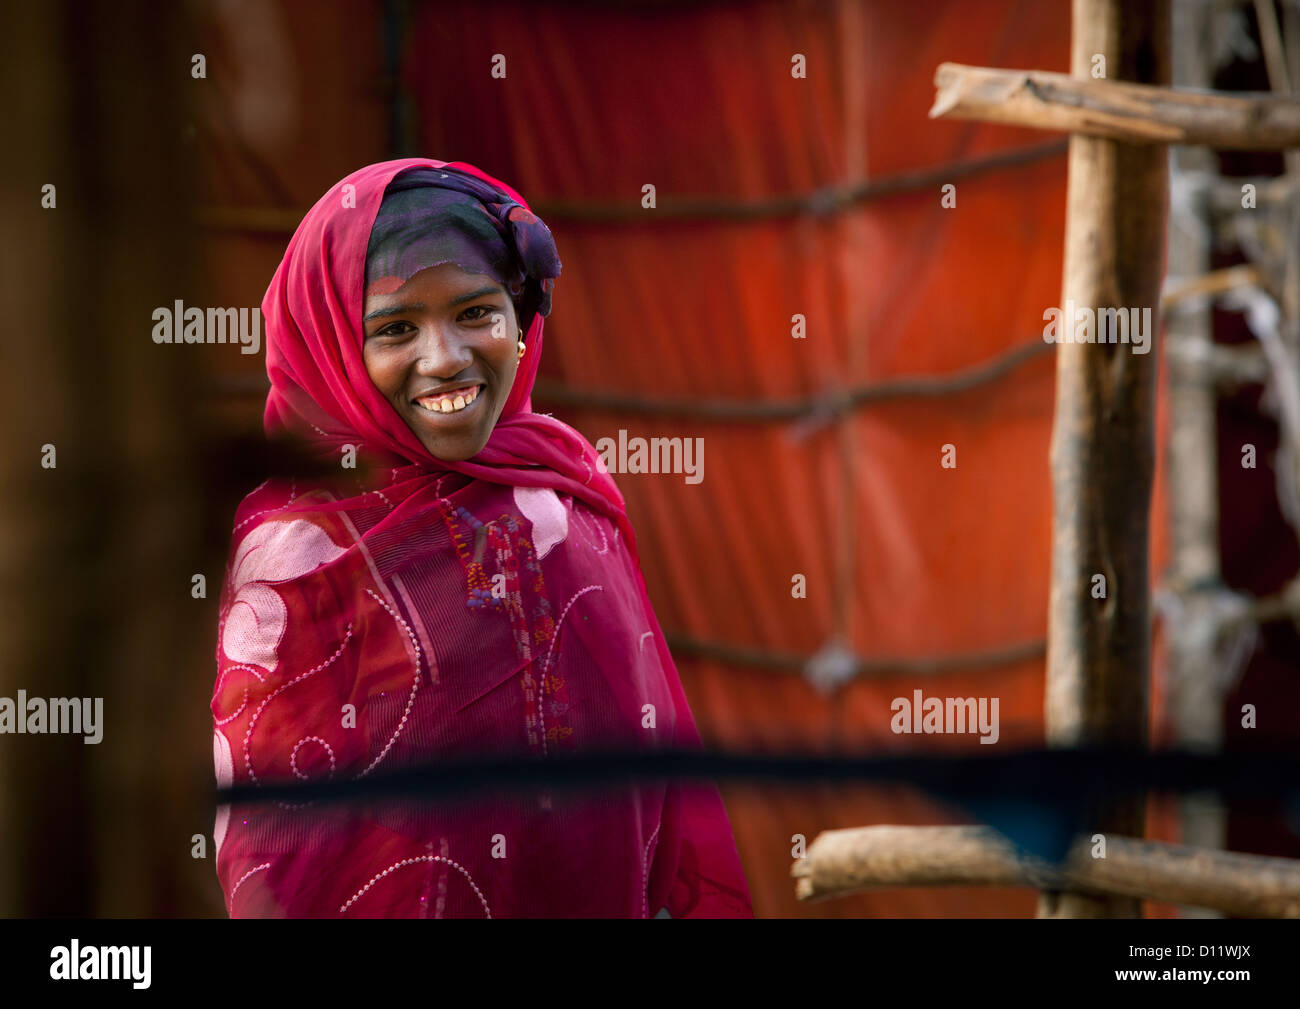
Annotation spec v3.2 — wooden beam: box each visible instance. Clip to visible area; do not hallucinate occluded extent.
[930,63,1300,149]
[1163,263,1262,307]
[1039,0,1169,919]
[1166,341,1270,387]
[1166,3,1226,908]
[791,826,1300,917]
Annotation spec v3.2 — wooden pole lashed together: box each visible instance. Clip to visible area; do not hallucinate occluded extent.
[1039,0,1169,919]
[930,62,1300,148]
[793,826,1300,918]
[795,0,1300,917]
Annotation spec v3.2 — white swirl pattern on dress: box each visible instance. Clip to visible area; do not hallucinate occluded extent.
[213,728,235,857]
[220,519,348,674]
[512,485,568,559]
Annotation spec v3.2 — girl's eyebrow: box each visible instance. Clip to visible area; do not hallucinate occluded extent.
[364,302,424,322]
[448,285,503,307]
[363,287,501,323]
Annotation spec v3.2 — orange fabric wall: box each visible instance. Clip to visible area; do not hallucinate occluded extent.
[200,0,1174,916]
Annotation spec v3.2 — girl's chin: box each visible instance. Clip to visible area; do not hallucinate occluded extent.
[417,430,491,463]
[402,396,498,461]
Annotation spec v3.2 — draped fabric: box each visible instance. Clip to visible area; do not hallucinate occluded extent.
[210,158,753,917]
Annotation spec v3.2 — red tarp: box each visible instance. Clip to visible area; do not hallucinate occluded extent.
[201,0,1175,916]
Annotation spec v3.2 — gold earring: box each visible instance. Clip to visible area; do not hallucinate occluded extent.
[517,330,526,359]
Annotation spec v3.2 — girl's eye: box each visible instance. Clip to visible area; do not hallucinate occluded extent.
[375,321,413,338]
[460,305,496,322]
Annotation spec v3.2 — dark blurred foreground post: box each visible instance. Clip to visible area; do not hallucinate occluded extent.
[0,2,212,915]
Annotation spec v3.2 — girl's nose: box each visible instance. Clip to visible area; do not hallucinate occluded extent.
[413,324,472,376]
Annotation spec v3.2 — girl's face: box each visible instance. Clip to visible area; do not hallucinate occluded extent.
[362,262,520,462]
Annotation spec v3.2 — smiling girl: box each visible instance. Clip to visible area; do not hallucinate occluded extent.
[210,159,752,918]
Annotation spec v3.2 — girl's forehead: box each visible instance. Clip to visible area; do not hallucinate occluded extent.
[364,263,505,302]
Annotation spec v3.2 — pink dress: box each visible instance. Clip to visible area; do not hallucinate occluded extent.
[211,158,753,918]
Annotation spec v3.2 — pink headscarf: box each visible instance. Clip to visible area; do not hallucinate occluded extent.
[262,158,628,537]
[211,158,753,918]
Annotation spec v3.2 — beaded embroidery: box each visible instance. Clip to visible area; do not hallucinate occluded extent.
[437,499,573,754]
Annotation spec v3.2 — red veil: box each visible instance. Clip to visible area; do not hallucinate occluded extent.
[210,158,753,917]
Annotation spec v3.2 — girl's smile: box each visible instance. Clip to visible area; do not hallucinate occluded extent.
[361,263,520,462]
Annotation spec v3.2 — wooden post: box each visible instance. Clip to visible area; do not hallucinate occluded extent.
[1164,0,1225,916]
[793,826,1300,917]
[1040,0,1170,918]
[930,63,1300,147]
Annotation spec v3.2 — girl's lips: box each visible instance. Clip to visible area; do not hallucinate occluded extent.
[413,382,485,420]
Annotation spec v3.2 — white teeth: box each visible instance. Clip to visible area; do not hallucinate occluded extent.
[417,385,480,415]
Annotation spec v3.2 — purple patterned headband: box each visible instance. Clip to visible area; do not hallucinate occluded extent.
[364,166,562,335]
